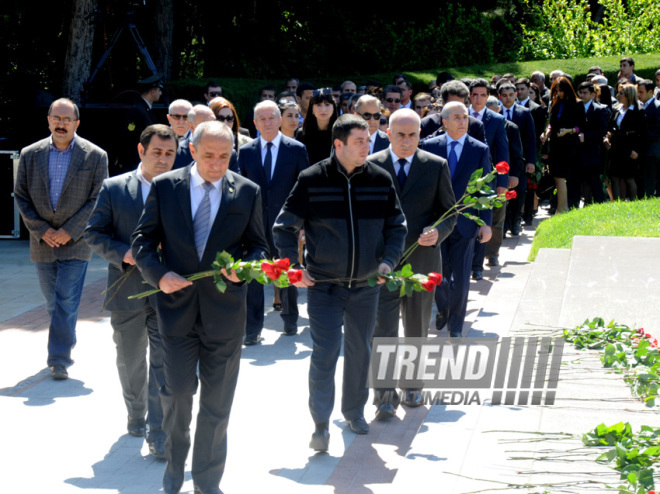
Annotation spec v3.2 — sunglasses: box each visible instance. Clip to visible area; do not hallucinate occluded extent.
[359,112,382,121]
[380,118,388,125]
[208,91,222,97]
[169,114,188,121]
[216,114,235,123]
[385,98,401,104]
[312,88,333,96]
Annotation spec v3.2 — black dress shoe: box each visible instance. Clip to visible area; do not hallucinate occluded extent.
[375,403,396,421]
[49,364,68,380]
[283,324,297,336]
[309,427,329,452]
[435,313,448,330]
[243,334,262,346]
[401,389,423,407]
[511,224,521,236]
[147,435,166,460]
[163,470,184,494]
[347,416,369,434]
[472,270,483,280]
[127,418,146,437]
[449,331,462,338]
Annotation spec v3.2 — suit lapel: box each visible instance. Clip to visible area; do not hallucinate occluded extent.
[175,168,195,239]
[379,153,400,195]
[401,151,425,196]
[126,171,144,217]
[36,140,53,209]
[207,171,235,242]
[271,139,288,184]
[60,138,85,196]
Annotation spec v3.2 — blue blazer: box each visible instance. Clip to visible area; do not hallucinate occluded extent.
[238,134,310,252]
[372,130,390,154]
[420,134,493,239]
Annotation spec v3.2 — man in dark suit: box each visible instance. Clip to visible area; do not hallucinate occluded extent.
[370,109,456,415]
[85,125,178,458]
[467,79,509,279]
[498,83,536,236]
[574,81,609,206]
[131,121,268,494]
[355,95,389,154]
[421,102,492,337]
[14,98,108,380]
[638,79,660,197]
[420,80,486,143]
[238,100,310,344]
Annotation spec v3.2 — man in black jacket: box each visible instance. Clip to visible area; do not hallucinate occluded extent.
[273,114,407,453]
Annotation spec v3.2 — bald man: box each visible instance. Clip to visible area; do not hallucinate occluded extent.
[369,109,456,415]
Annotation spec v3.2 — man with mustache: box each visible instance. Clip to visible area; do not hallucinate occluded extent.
[14,97,108,380]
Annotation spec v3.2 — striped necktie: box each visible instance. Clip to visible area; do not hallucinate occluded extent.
[194,182,214,260]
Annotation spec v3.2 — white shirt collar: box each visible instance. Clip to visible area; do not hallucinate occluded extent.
[469,106,485,119]
[191,163,223,190]
[389,147,413,166]
[519,97,530,106]
[259,131,282,149]
[142,97,153,110]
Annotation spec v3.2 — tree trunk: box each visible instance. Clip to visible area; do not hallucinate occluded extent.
[154,0,173,81]
[61,0,97,104]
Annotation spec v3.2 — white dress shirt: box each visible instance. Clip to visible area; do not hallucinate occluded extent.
[259,132,282,180]
[190,164,222,226]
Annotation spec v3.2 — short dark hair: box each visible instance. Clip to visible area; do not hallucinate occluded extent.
[620,56,635,67]
[204,81,222,93]
[286,77,299,85]
[638,79,655,92]
[435,71,454,87]
[48,98,80,120]
[469,78,489,93]
[497,82,516,95]
[515,78,530,88]
[442,80,469,104]
[383,85,403,96]
[139,124,178,150]
[297,82,316,98]
[577,81,595,93]
[393,73,406,84]
[332,114,368,145]
[588,66,602,74]
[260,85,276,95]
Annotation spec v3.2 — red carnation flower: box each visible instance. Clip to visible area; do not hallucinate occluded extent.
[421,280,436,292]
[274,258,290,271]
[505,190,517,200]
[428,272,443,285]
[495,161,510,174]
[287,269,303,284]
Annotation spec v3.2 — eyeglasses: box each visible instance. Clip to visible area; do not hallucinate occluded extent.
[169,114,188,121]
[49,116,75,125]
[278,99,297,105]
[359,112,382,121]
[312,88,333,96]
[385,98,401,104]
[208,91,222,97]
[216,114,235,123]
[380,118,388,125]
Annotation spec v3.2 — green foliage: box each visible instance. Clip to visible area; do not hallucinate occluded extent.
[520,0,660,61]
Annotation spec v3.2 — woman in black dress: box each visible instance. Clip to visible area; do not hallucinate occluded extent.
[297,88,338,165]
[540,77,585,213]
[604,83,647,200]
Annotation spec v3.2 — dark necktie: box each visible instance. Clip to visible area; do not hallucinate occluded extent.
[194,182,214,261]
[506,109,512,121]
[448,141,458,178]
[397,158,407,189]
[264,142,273,184]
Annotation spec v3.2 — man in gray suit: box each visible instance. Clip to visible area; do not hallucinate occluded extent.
[14,98,108,380]
[369,109,456,416]
[85,124,178,458]
[132,121,268,494]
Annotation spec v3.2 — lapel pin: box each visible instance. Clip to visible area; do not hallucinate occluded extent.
[228,187,234,194]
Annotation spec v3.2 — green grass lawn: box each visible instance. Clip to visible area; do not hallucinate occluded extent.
[529,198,660,261]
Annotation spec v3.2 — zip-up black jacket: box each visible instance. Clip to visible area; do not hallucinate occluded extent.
[273,156,407,288]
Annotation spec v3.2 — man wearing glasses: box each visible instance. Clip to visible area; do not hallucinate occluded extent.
[166,99,193,139]
[14,98,108,380]
[355,95,389,154]
[382,85,403,114]
[203,82,223,105]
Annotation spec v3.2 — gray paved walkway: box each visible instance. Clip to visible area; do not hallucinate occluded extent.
[1,208,658,493]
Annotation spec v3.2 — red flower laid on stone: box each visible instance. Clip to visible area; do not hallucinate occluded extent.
[637,328,645,335]
[495,161,510,174]
[274,258,290,271]
[287,269,303,284]
[428,272,443,285]
[421,280,436,292]
[505,190,517,200]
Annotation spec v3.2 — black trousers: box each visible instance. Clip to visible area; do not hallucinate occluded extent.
[160,319,242,490]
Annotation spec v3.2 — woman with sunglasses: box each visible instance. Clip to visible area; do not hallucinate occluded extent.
[209,97,253,153]
[297,88,338,165]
